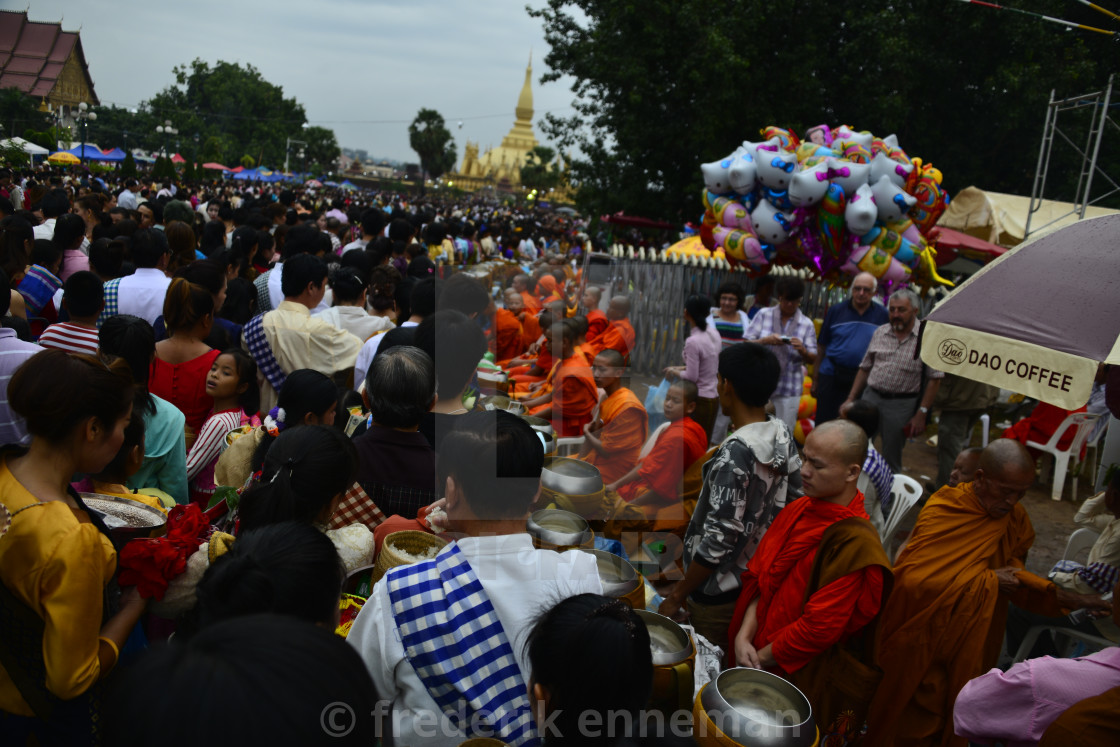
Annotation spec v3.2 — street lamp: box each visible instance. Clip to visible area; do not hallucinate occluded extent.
[76,102,97,165]
[155,119,177,158]
[285,137,308,174]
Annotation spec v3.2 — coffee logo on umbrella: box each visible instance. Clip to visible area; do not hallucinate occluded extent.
[937,339,967,366]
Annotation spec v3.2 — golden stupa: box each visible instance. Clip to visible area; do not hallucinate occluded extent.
[449,54,570,198]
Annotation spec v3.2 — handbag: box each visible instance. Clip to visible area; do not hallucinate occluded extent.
[788,518,893,746]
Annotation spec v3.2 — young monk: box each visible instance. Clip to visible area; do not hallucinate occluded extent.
[609,380,709,528]
[507,310,555,392]
[512,274,541,315]
[521,320,597,437]
[586,295,636,360]
[504,290,541,353]
[577,350,647,486]
[582,286,608,340]
[491,290,526,365]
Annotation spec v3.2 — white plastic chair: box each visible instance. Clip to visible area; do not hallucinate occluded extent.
[555,436,585,457]
[1081,418,1109,494]
[1025,412,1101,501]
[880,474,923,558]
[1012,626,1115,664]
[1062,527,1101,565]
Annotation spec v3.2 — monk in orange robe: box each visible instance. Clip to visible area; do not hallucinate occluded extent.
[507,310,558,393]
[577,349,647,485]
[491,290,526,364]
[512,274,541,315]
[582,286,609,340]
[611,379,709,530]
[586,295,636,361]
[729,420,890,738]
[519,303,542,352]
[537,274,563,306]
[865,439,1111,747]
[522,320,597,437]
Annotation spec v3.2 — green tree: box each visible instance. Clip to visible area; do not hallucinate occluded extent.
[0,140,29,167]
[121,151,137,178]
[520,145,562,193]
[408,108,457,186]
[240,154,256,169]
[529,0,1115,221]
[0,88,46,142]
[304,126,339,171]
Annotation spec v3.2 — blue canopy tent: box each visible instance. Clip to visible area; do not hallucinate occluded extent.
[96,148,127,162]
[232,168,261,181]
[66,144,118,161]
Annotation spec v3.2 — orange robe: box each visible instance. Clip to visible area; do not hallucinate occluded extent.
[520,291,542,315]
[536,275,559,304]
[580,388,648,486]
[729,492,885,673]
[520,312,542,351]
[866,482,1065,747]
[617,417,708,506]
[490,307,524,363]
[585,309,609,341]
[587,318,636,360]
[548,349,597,437]
[509,347,554,393]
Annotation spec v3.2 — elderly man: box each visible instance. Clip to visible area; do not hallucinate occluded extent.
[744,276,817,433]
[731,419,890,737]
[348,411,601,746]
[841,288,943,473]
[813,272,888,425]
[585,295,636,361]
[866,439,1111,747]
[242,253,362,413]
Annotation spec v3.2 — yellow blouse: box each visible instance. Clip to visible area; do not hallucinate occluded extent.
[0,460,117,716]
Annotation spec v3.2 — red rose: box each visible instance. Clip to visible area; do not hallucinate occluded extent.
[165,504,208,543]
[118,539,190,600]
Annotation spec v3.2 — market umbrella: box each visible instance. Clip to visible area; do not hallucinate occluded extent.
[919,214,1120,409]
[202,162,230,171]
[48,151,80,165]
[305,179,323,187]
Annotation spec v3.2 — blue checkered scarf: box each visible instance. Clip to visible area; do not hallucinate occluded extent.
[243,313,286,392]
[387,543,539,746]
[96,278,121,327]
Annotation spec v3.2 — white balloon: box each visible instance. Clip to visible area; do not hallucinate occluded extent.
[870,152,912,189]
[835,125,873,148]
[827,157,871,196]
[755,147,797,190]
[751,200,792,245]
[728,145,758,195]
[882,133,900,150]
[700,151,737,193]
[844,183,878,236]
[788,161,831,207]
[871,175,918,223]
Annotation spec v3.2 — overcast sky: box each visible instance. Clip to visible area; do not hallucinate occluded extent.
[6,0,579,164]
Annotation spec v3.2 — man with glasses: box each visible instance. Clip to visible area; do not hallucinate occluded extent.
[813,272,888,425]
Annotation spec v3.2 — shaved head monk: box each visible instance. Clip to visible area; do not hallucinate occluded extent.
[512,274,541,314]
[730,420,890,736]
[581,286,608,340]
[586,295,635,361]
[867,439,1111,746]
[577,349,647,485]
[521,320,597,437]
[491,290,526,364]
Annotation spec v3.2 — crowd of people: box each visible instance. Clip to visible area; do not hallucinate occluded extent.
[0,165,1117,746]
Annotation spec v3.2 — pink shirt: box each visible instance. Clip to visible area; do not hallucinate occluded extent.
[59,249,90,282]
[954,646,1120,746]
[682,325,720,398]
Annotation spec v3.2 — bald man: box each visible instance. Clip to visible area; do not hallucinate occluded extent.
[729,420,890,735]
[813,272,888,425]
[578,349,647,485]
[867,439,1112,747]
[512,274,541,314]
[586,295,636,360]
[581,286,609,340]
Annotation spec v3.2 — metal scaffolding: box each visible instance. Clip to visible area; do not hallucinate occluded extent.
[1025,74,1119,240]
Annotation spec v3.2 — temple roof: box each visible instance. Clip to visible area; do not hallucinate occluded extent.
[0,10,99,104]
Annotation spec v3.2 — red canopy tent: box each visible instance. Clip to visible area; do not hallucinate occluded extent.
[599,212,674,230]
[169,153,186,164]
[928,226,1007,267]
[201,162,231,171]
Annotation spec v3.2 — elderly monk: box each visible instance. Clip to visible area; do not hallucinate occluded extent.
[512,274,541,314]
[730,419,890,737]
[491,290,526,364]
[577,349,647,485]
[520,320,597,437]
[582,286,609,340]
[611,379,709,527]
[866,439,1111,747]
[586,295,636,360]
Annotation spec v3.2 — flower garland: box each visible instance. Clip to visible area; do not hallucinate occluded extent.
[117,504,212,600]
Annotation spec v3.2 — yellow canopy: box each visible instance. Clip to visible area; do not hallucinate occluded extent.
[47,152,80,165]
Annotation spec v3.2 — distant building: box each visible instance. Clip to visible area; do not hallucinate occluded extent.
[0,11,98,128]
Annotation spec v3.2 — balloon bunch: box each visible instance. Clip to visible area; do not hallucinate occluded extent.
[698,124,952,292]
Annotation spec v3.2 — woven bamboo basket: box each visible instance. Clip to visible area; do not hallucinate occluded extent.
[371,530,449,583]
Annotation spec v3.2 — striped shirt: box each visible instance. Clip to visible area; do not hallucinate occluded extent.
[859,323,944,394]
[864,445,895,514]
[186,409,244,497]
[707,309,751,348]
[0,330,42,446]
[38,322,99,356]
[744,306,818,398]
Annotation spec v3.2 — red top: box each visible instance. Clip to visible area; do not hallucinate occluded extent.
[729,491,884,674]
[149,348,221,435]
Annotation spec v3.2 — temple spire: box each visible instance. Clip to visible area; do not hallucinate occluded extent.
[515,52,533,124]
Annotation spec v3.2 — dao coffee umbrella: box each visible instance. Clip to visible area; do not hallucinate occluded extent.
[920,214,1120,409]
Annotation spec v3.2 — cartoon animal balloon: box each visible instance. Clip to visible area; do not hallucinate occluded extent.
[826,157,871,196]
[755,150,798,190]
[871,175,918,223]
[700,154,736,193]
[844,183,878,236]
[751,199,793,245]
[728,147,758,195]
[789,161,831,207]
[713,226,767,269]
[869,152,913,189]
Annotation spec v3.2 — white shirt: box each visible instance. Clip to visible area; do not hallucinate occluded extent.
[353,320,417,388]
[116,268,172,326]
[32,217,56,241]
[341,238,368,255]
[266,262,332,315]
[318,305,394,343]
[118,189,138,211]
[347,534,602,747]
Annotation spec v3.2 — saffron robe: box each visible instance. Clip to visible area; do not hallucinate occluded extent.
[617,418,708,506]
[1038,685,1120,746]
[580,388,648,486]
[587,318,636,360]
[865,482,1066,747]
[519,290,542,315]
[547,349,597,437]
[490,308,525,363]
[729,492,886,674]
[585,309,609,341]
